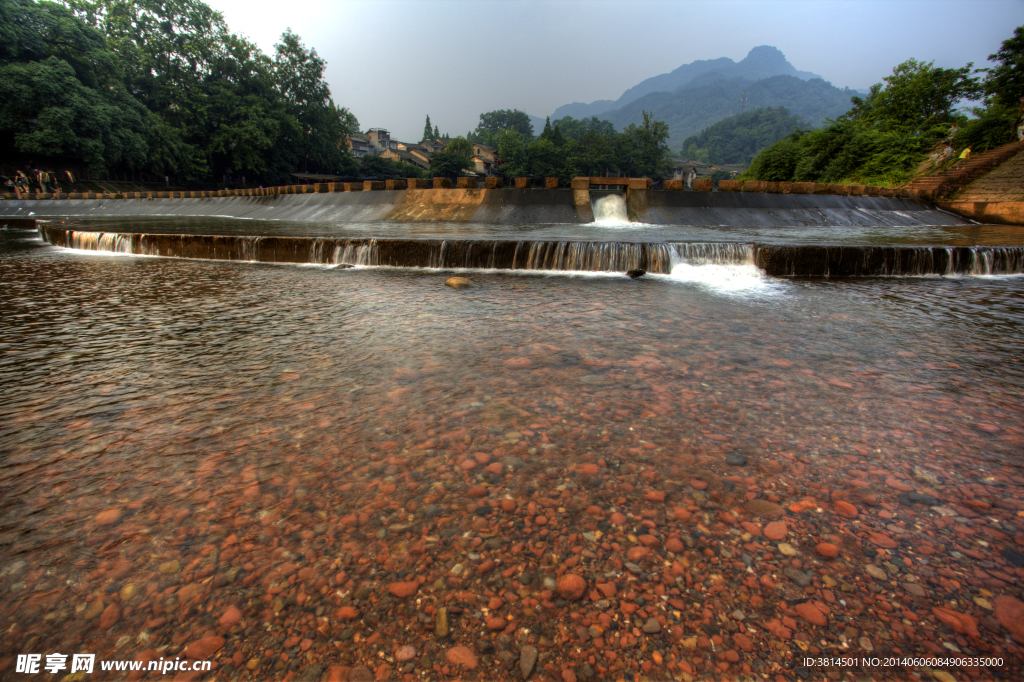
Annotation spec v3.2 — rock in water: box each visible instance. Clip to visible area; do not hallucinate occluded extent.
[445,277,472,289]
[435,607,449,638]
[626,269,646,279]
[519,645,538,679]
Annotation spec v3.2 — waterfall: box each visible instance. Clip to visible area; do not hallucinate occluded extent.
[592,194,630,225]
[37,226,1024,279]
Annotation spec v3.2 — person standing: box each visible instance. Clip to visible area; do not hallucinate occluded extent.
[956,146,972,168]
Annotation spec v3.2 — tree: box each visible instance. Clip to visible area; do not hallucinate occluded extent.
[620,110,673,178]
[433,124,439,138]
[273,28,355,174]
[422,114,432,142]
[496,129,529,177]
[472,109,534,147]
[429,135,472,178]
[979,26,1024,107]
[539,116,553,140]
[845,58,980,129]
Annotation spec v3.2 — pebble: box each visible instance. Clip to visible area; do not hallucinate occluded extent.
[388,581,418,598]
[157,560,180,575]
[865,565,888,580]
[795,602,827,626]
[445,645,477,669]
[745,499,785,518]
[641,617,662,633]
[763,521,788,540]
[395,645,416,662]
[777,543,798,556]
[816,542,839,558]
[520,645,538,679]
[725,452,747,466]
[557,574,586,601]
[98,604,120,629]
[435,607,449,638]
[95,508,122,525]
[219,605,242,628]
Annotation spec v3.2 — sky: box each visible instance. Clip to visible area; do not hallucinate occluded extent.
[204,0,1022,143]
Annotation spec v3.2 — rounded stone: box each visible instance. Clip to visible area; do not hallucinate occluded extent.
[557,574,587,601]
[764,521,788,541]
[445,276,472,289]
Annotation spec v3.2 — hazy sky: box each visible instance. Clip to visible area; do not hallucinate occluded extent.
[204,0,1021,143]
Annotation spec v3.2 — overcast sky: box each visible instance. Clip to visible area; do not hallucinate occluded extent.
[204,0,1022,143]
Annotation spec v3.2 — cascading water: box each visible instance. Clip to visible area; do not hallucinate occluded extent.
[591,194,631,225]
[666,242,774,293]
[38,226,1024,279]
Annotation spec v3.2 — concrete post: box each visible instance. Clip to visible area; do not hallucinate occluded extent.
[456,177,477,189]
[692,178,713,192]
[545,177,559,189]
[364,181,385,191]
[433,178,452,189]
[663,179,684,191]
[485,177,504,189]
[514,177,531,189]
[407,178,430,189]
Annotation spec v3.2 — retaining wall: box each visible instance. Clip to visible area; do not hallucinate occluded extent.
[1,181,971,227]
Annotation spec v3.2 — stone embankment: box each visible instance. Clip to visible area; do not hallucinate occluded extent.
[931,142,1024,225]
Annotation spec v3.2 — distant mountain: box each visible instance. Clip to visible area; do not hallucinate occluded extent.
[601,74,857,150]
[551,46,822,121]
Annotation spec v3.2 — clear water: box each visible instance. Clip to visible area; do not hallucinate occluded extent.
[1,224,1023,676]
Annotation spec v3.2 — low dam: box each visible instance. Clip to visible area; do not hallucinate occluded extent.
[2,185,971,228]
[39,225,1024,278]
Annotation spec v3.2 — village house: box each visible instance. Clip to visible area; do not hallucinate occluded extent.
[379,148,430,171]
[348,132,373,158]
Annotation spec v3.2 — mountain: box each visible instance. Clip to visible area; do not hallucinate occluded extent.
[551,46,823,121]
[600,74,857,151]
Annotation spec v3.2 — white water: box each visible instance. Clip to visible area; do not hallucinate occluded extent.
[665,242,781,295]
[591,194,632,226]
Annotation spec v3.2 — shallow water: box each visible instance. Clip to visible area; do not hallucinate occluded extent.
[1,226,1023,679]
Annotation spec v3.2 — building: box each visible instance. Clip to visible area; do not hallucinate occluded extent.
[379,148,430,171]
[349,132,373,158]
[367,129,397,154]
[397,142,432,167]
[470,143,497,175]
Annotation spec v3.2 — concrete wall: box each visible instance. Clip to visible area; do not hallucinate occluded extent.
[2,183,970,227]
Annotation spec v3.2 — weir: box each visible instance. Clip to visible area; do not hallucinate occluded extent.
[39,225,1024,278]
[3,188,972,227]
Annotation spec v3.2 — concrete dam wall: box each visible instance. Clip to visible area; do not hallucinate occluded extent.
[3,188,970,228]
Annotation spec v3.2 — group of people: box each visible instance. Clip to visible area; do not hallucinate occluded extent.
[3,166,77,196]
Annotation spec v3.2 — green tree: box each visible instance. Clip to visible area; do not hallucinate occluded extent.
[496,129,529,177]
[845,58,980,130]
[273,29,355,174]
[472,109,534,147]
[433,124,439,138]
[422,114,432,142]
[429,135,472,179]
[527,137,561,178]
[620,110,673,178]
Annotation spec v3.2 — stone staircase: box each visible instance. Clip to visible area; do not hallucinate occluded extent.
[905,140,1024,200]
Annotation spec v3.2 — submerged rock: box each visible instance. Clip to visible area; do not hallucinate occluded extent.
[626,269,646,279]
[445,276,472,289]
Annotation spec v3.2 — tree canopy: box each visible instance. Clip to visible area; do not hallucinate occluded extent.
[0,0,358,183]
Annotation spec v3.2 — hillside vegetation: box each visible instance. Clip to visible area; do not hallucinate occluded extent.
[680,107,809,165]
[742,28,1022,187]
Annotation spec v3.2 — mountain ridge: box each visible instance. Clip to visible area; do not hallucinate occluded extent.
[551,45,823,121]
